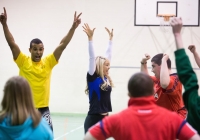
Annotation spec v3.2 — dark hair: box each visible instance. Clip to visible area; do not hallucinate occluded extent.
[151,53,171,69]
[30,38,43,48]
[128,72,154,97]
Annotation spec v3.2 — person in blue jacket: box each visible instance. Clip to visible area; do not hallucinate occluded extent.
[82,23,114,133]
[0,76,53,140]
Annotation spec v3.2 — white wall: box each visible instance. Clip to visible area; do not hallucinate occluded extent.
[0,0,200,114]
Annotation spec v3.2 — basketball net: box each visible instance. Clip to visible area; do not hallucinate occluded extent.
[157,14,175,33]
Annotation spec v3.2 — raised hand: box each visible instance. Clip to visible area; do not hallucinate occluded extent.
[0,7,7,25]
[188,45,196,54]
[170,17,182,35]
[82,23,95,41]
[72,11,82,29]
[105,27,113,40]
[141,53,151,63]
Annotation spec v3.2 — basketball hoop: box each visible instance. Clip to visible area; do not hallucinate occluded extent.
[157,14,175,32]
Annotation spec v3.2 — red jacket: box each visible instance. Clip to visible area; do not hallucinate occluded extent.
[89,96,196,140]
[151,75,187,119]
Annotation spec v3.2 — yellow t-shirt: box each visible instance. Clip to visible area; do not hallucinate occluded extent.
[15,52,58,108]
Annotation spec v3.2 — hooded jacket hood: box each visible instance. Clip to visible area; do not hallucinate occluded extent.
[0,117,36,140]
[0,116,53,140]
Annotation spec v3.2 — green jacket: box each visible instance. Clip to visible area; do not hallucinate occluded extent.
[175,49,200,134]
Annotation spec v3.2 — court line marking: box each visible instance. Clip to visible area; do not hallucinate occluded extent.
[54,125,83,140]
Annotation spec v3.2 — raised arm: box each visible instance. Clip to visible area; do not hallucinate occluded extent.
[82,23,96,75]
[170,17,184,50]
[0,7,20,60]
[105,27,113,61]
[53,11,82,61]
[160,54,170,88]
[171,17,200,134]
[188,45,200,68]
[140,54,151,75]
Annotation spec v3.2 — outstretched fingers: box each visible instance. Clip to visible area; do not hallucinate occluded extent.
[82,23,89,33]
[82,23,87,30]
[105,27,114,40]
[76,12,82,19]
[105,27,109,33]
[3,7,7,17]
[74,11,82,20]
[0,7,7,24]
[74,12,82,22]
[111,28,113,34]
[83,23,95,32]
[85,23,90,30]
[72,11,82,29]
[105,27,113,33]
[82,23,95,38]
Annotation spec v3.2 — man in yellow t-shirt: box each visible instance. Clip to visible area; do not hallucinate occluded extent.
[0,7,82,131]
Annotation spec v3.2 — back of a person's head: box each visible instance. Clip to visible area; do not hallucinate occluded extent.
[30,38,43,48]
[0,76,40,127]
[151,53,171,69]
[128,72,154,97]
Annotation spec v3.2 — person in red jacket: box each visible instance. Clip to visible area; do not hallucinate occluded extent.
[84,72,199,140]
[140,53,187,119]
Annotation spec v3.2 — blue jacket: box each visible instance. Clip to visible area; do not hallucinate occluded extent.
[0,117,53,140]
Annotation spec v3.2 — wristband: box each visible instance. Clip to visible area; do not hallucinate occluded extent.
[141,61,147,65]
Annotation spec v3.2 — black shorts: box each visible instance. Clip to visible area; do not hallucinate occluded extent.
[38,107,53,131]
[84,114,108,134]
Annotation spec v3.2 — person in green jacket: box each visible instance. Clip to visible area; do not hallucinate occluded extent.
[171,17,200,134]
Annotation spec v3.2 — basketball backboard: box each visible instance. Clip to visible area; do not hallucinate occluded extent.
[134,0,199,26]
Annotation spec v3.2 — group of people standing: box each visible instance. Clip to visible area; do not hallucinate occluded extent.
[84,18,200,140]
[0,7,200,140]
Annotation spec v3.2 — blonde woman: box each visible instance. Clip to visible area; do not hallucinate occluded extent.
[82,23,114,133]
[0,76,53,140]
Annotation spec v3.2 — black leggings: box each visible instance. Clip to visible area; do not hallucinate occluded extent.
[84,114,108,134]
[38,107,53,131]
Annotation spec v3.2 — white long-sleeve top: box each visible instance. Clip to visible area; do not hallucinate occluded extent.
[88,41,113,75]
